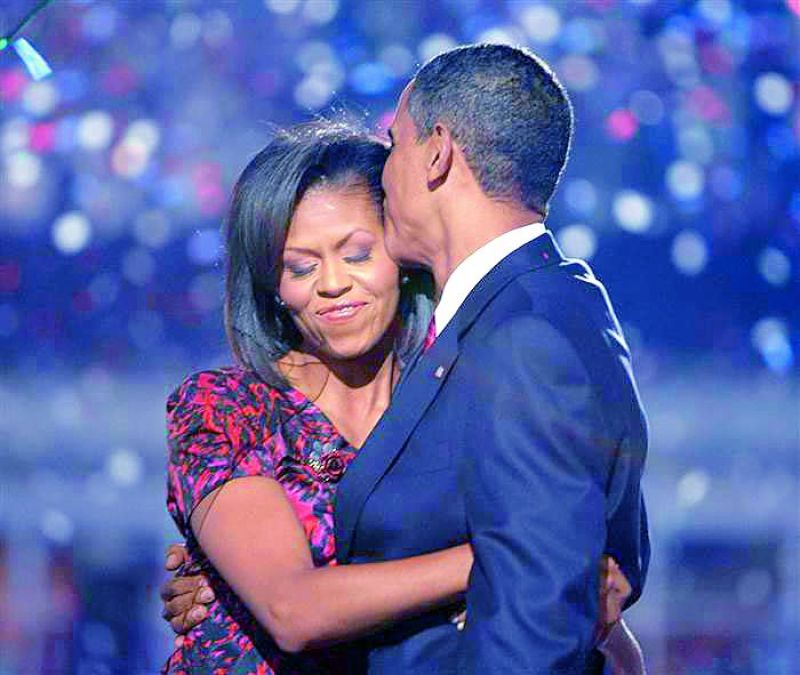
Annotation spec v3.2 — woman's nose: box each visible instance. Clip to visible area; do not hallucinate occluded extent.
[317,260,352,297]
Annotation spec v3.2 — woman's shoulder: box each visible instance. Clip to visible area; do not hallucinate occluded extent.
[168,366,283,412]
[165,367,288,537]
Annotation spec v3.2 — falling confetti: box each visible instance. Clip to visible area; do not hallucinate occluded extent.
[0,0,56,80]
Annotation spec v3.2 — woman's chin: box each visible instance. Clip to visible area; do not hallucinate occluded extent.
[318,335,390,363]
[322,343,376,362]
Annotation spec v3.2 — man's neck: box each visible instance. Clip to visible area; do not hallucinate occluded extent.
[430,202,543,295]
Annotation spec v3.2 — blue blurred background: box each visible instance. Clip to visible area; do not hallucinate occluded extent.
[0,0,798,673]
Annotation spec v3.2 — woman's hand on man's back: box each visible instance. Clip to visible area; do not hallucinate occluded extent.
[159,543,215,644]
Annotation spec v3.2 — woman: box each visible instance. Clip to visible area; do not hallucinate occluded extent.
[161,121,643,673]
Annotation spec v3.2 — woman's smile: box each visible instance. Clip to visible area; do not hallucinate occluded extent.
[316,300,368,324]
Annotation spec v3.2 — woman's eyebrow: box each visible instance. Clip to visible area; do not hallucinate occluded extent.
[334,229,374,249]
[283,245,318,256]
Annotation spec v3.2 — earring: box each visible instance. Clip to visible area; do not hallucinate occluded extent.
[275,294,286,308]
[400,274,410,286]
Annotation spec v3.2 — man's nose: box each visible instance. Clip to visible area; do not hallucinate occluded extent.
[317,260,352,297]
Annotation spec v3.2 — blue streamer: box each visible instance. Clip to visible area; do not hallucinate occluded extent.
[11,37,52,81]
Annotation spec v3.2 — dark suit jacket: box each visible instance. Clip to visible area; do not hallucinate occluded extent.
[334,233,650,674]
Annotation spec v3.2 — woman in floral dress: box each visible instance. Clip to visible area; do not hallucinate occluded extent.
[161,122,642,674]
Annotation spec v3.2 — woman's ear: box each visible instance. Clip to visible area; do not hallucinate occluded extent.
[426,122,453,190]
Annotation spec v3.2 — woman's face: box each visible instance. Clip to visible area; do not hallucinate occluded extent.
[278,185,401,361]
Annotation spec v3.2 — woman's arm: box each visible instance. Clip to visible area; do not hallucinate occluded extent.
[163,371,470,652]
[599,619,647,675]
[164,504,636,654]
[191,474,471,653]
[596,556,646,674]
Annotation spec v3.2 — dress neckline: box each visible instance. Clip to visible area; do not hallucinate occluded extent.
[279,385,359,450]
[275,355,397,451]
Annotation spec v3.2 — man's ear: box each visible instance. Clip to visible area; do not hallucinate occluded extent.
[426,122,453,190]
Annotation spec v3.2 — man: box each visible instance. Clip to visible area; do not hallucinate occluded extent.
[332,44,648,673]
[163,44,649,673]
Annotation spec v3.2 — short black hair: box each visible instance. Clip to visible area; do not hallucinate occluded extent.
[224,120,433,386]
[407,43,573,217]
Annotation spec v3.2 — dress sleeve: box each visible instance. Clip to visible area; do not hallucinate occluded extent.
[166,370,277,538]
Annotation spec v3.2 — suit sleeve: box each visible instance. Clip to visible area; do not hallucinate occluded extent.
[458,314,614,673]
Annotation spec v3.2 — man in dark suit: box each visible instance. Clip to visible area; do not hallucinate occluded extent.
[333,43,649,673]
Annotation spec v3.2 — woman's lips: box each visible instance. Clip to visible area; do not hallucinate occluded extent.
[316,302,367,324]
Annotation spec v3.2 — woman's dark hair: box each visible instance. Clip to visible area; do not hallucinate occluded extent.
[224,120,434,386]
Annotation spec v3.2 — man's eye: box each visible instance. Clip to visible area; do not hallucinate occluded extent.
[344,250,372,264]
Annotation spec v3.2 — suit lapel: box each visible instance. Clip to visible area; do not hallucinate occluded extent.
[334,232,565,562]
[449,231,563,340]
[335,325,459,561]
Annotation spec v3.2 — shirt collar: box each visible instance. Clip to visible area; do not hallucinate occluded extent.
[434,222,547,336]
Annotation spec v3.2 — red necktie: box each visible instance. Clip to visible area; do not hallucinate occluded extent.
[423,316,437,353]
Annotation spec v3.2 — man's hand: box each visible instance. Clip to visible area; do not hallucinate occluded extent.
[160,544,215,646]
[596,555,632,643]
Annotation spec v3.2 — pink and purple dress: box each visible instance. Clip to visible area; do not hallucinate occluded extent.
[163,367,359,674]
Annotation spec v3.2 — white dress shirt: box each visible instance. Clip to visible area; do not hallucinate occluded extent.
[434,222,547,336]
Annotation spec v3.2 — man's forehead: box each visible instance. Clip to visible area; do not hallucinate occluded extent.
[398,82,413,105]
[390,86,412,131]
[398,83,415,113]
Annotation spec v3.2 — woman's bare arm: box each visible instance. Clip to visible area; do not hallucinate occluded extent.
[190,474,471,653]
[599,619,647,674]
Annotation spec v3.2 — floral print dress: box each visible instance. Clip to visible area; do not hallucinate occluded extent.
[163,367,359,674]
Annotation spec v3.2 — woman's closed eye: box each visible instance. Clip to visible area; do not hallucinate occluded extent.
[344,248,372,264]
[286,262,316,278]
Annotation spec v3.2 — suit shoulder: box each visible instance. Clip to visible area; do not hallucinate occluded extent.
[523,257,609,301]
[470,257,632,374]
[482,258,607,322]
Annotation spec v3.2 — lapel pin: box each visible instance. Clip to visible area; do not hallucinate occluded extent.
[434,365,445,379]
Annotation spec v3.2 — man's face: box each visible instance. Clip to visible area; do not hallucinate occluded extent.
[382,86,430,267]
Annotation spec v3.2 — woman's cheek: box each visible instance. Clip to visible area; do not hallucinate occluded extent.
[359,268,400,318]
[371,257,401,295]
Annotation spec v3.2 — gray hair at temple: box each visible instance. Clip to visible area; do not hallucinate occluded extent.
[406,43,574,217]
